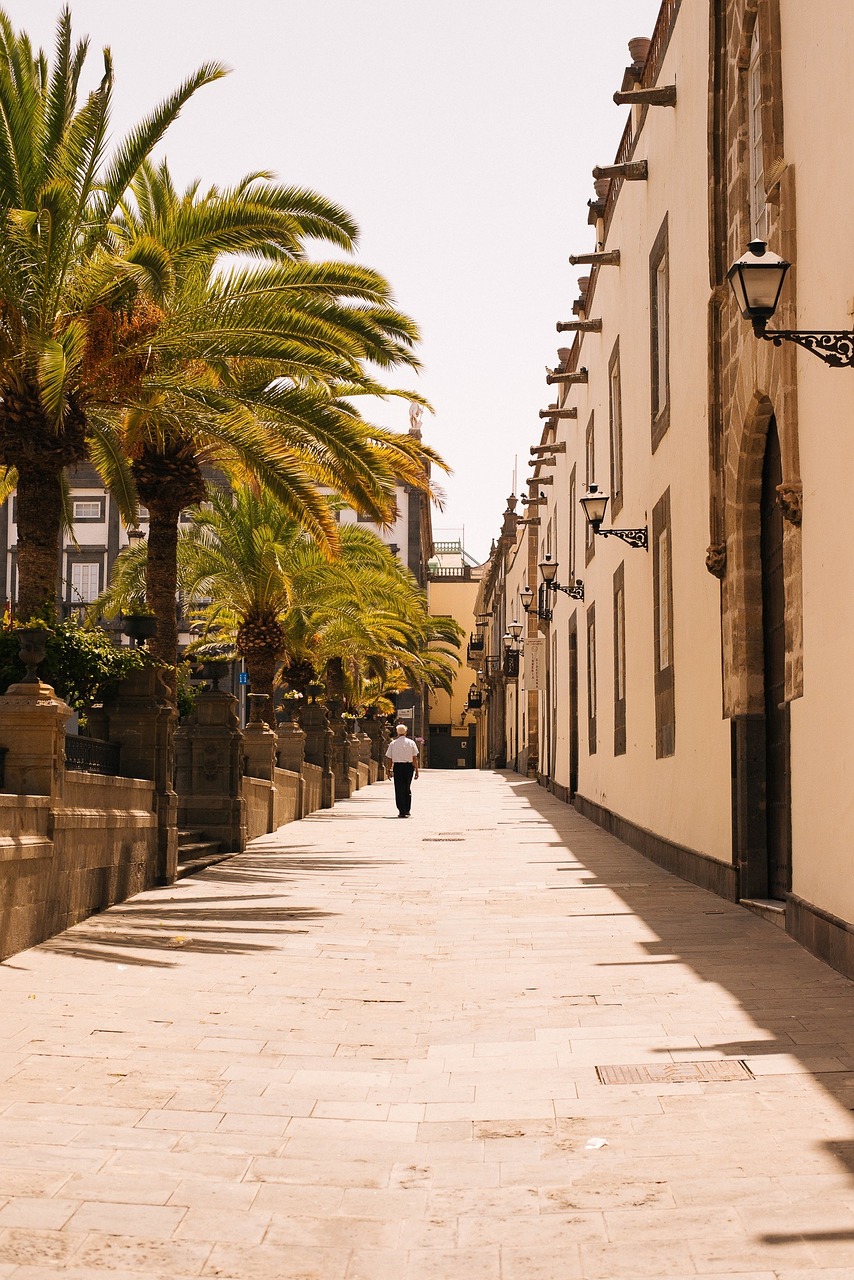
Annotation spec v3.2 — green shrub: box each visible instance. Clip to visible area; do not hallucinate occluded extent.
[0,621,152,711]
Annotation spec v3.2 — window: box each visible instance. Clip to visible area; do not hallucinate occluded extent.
[69,560,101,604]
[613,563,626,756]
[586,603,597,755]
[657,528,671,671]
[652,489,675,757]
[748,22,769,241]
[585,412,595,562]
[568,464,577,580]
[72,498,105,522]
[608,340,623,517]
[649,216,670,449]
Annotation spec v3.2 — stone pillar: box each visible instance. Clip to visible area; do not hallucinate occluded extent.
[358,731,372,769]
[362,716,387,767]
[276,717,305,773]
[173,687,245,854]
[329,711,356,800]
[301,700,335,809]
[276,716,306,820]
[0,678,72,803]
[101,666,178,883]
[244,695,276,780]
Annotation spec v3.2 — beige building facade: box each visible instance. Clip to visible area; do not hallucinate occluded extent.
[426,541,482,769]
[477,0,854,979]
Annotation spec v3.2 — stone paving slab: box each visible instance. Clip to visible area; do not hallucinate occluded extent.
[1,770,854,1277]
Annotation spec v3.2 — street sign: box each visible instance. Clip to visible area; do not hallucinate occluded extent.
[238,672,248,685]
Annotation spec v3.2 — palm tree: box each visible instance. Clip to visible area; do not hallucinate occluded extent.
[101,159,442,669]
[179,493,463,717]
[0,6,225,619]
[95,486,463,723]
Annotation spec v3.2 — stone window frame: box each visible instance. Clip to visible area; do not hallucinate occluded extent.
[737,2,786,249]
[584,412,595,564]
[652,488,675,758]
[746,20,769,241]
[608,338,624,518]
[649,215,670,451]
[613,561,627,757]
[586,602,597,756]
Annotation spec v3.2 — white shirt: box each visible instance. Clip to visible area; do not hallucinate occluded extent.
[385,736,419,764]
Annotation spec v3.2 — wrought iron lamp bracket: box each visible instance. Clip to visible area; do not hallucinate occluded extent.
[755,324,854,368]
[597,527,649,550]
[550,580,585,601]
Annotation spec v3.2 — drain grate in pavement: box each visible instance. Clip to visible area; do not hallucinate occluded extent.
[596,1060,754,1085]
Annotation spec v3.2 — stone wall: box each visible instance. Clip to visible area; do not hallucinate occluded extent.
[301,762,323,816]
[272,768,301,828]
[243,776,273,842]
[0,776,158,962]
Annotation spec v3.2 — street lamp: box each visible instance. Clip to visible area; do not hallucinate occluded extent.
[539,554,584,600]
[579,485,648,550]
[126,526,146,547]
[727,239,854,368]
[520,582,552,623]
[507,619,523,641]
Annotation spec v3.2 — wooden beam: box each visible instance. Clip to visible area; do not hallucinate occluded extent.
[539,407,578,419]
[613,85,676,107]
[556,320,602,334]
[592,160,648,181]
[531,442,567,454]
[546,369,588,386]
[568,250,620,267]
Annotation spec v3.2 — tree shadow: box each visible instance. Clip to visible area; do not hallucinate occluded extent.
[37,886,335,969]
[501,772,854,1201]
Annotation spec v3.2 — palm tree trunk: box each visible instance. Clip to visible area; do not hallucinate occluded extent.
[15,465,63,621]
[145,499,180,673]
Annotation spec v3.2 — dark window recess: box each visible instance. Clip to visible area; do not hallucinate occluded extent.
[613,562,627,756]
[652,488,675,758]
[585,412,595,563]
[761,417,791,898]
[586,603,597,755]
[568,463,577,581]
[609,339,624,517]
[649,215,670,450]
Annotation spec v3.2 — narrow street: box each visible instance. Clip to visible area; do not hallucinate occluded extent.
[2,771,854,1279]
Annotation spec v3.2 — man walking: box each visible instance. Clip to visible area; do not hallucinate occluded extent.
[385,723,420,817]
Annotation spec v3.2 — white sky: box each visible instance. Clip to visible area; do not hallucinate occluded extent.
[16,0,662,561]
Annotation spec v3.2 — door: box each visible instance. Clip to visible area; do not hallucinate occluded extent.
[568,617,579,798]
[760,417,791,899]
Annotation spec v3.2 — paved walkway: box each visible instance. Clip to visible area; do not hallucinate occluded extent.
[2,772,854,1279]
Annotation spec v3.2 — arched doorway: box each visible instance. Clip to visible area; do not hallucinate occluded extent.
[760,416,791,899]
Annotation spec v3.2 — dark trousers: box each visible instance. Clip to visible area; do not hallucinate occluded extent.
[392,762,415,815]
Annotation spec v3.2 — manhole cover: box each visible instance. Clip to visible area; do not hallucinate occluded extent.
[596,1060,754,1085]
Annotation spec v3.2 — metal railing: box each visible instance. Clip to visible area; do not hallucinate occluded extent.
[64,735,121,776]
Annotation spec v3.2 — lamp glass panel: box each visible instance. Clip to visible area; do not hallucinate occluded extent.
[580,490,609,527]
[539,557,558,582]
[740,262,787,314]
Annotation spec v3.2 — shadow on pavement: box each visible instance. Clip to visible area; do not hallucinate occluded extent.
[501,771,854,1236]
